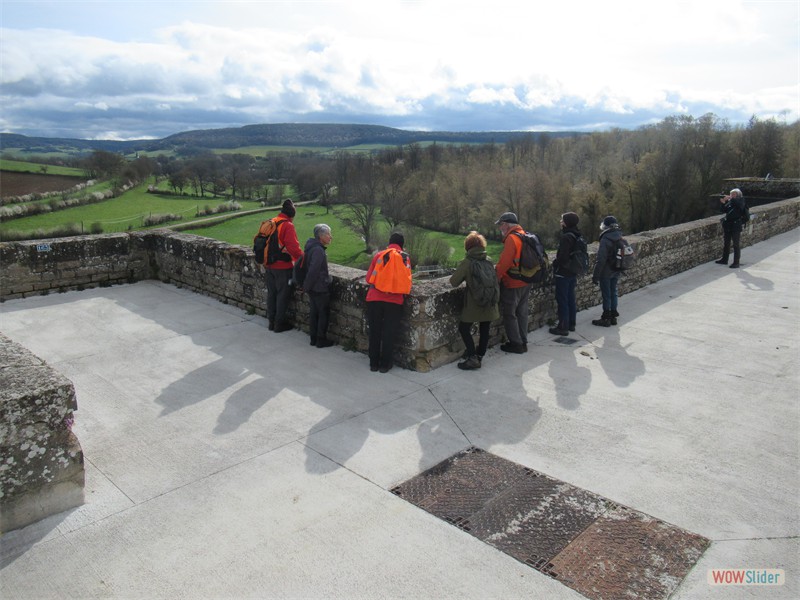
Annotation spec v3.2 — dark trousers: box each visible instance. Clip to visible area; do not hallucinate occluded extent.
[500,284,531,345]
[599,275,619,312]
[554,275,577,329]
[722,228,741,265]
[308,291,330,342]
[266,268,292,325]
[458,321,490,357]
[367,301,403,369]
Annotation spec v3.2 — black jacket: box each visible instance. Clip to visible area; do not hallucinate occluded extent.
[302,237,331,294]
[720,196,747,233]
[553,226,582,277]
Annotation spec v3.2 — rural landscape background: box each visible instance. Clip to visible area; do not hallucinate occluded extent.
[1,115,797,270]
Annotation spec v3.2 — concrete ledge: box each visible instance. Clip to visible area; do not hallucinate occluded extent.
[0,333,85,532]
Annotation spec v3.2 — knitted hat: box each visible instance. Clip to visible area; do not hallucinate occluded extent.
[562,212,579,228]
[600,215,618,231]
[282,199,296,218]
[389,232,405,248]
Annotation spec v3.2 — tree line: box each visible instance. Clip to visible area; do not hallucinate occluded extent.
[9,113,796,250]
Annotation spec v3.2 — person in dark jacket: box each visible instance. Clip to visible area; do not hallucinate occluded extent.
[716,188,747,268]
[550,212,581,336]
[449,231,500,370]
[302,224,334,348]
[265,199,303,332]
[592,215,623,327]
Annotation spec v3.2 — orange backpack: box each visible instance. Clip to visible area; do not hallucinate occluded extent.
[368,248,412,294]
[253,217,288,266]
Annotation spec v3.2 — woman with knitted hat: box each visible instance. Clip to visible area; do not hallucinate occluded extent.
[591,215,623,327]
[550,212,582,336]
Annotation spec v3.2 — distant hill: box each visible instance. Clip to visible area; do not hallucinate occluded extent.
[0,123,582,155]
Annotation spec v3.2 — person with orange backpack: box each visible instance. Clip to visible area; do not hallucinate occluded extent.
[365,232,412,373]
[263,199,303,332]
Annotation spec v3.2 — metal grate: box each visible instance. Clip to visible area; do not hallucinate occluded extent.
[392,448,709,600]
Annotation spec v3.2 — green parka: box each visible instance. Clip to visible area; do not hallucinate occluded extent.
[449,246,501,324]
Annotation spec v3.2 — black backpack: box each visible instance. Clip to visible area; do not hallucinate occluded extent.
[292,253,308,288]
[565,232,589,276]
[508,231,549,284]
[469,258,500,307]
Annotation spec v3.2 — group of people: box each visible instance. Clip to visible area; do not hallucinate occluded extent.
[262,199,409,373]
[448,211,625,369]
[265,188,747,373]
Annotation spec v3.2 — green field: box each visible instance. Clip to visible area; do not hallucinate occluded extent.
[0,183,262,234]
[187,204,505,269]
[0,159,85,176]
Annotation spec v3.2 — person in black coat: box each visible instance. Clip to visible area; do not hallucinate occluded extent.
[716,188,747,268]
[592,216,623,327]
[302,224,334,347]
[549,212,581,336]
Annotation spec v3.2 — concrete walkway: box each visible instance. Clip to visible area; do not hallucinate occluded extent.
[1,229,798,599]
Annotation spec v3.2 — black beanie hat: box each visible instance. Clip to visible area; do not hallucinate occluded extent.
[282,199,296,218]
[389,232,405,248]
[562,212,579,228]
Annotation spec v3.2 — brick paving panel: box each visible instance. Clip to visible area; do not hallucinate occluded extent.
[468,474,610,571]
[549,505,710,600]
[391,447,530,524]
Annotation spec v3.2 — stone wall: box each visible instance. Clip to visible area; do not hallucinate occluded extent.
[0,333,85,532]
[2,197,799,372]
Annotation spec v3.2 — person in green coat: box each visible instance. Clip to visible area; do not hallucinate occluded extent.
[449,231,501,370]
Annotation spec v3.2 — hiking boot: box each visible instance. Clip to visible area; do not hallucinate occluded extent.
[715,259,727,265]
[549,326,569,336]
[457,355,481,370]
[609,310,618,325]
[592,312,612,327]
[310,337,317,346]
[568,324,576,332]
[522,343,528,353]
[729,263,740,268]
[273,321,293,333]
[500,342,525,354]
[316,338,334,348]
[268,321,275,331]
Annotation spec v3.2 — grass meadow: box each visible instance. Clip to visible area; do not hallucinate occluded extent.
[1,162,505,268]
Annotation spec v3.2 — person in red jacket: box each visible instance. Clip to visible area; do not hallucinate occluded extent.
[365,232,410,373]
[494,211,531,354]
[265,199,303,332]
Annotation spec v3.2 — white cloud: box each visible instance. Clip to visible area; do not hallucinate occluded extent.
[0,0,797,138]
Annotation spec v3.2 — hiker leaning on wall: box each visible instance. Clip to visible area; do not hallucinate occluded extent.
[494,212,531,354]
[365,232,411,373]
[266,199,303,333]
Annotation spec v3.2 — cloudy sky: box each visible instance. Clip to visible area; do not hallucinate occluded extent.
[1,0,798,140]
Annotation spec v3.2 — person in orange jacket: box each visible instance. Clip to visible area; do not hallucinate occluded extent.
[494,212,531,354]
[265,199,303,332]
[365,232,410,373]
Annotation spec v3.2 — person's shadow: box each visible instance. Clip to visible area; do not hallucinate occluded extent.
[593,326,645,389]
[548,339,592,410]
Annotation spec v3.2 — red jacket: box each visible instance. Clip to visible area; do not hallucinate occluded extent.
[495,224,529,288]
[366,244,408,305]
[265,212,303,270]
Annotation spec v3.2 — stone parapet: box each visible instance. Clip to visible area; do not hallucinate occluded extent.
[1,197,798,372]
[0,333,85,532]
